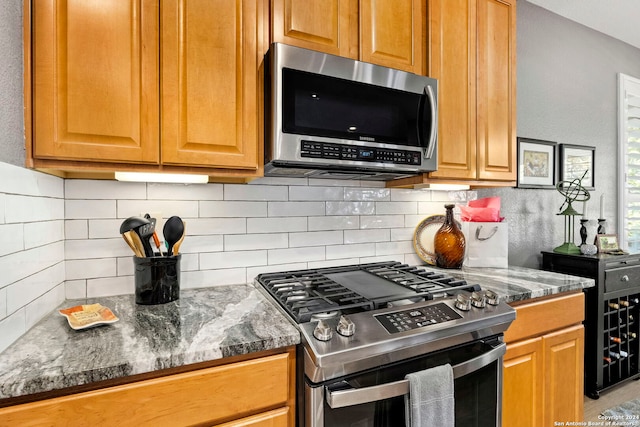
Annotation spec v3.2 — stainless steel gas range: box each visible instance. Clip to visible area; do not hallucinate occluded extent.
[254,261,516,427]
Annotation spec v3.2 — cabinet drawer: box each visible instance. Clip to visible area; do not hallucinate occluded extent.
[0,353,291,427]
[605,265,640,293]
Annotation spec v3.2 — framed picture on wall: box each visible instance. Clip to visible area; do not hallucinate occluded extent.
[559,144,595,190]
[517,137,557,189]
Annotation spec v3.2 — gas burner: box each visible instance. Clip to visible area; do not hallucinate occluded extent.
[310,311,341,322]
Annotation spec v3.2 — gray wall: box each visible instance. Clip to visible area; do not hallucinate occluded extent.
[0,0,24,166]
[480,0,640,268]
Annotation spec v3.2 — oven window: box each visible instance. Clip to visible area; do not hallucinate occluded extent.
[320,341,500,427]
[282,68,423,146]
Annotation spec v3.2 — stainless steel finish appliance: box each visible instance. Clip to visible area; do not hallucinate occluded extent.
[254,261,516,426]
[264,43,438,180]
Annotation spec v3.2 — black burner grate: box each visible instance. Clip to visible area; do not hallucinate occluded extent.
[256,261,480,323]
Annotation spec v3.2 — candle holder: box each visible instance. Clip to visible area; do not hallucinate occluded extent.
[593,218,606,245]
[580,219,589,246]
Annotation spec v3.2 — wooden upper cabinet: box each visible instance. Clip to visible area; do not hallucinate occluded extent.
[161,0,264,169]
[32,0,160,164]
[271,0,424,74]
[271,0,357,58]
[360,0,424,74]
[426,0,516,184]
[476,0,517,181]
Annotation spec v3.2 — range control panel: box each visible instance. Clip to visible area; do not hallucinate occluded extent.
[300,140,421,165]
[375,303,462,334]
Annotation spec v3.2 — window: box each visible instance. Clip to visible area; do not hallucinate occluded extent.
[618,73,640,251]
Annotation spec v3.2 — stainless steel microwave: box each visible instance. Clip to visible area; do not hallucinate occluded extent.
[264,43,438,181]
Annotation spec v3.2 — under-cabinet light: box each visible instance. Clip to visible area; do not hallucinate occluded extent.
[415,183,471,191]
[115,172,209,184]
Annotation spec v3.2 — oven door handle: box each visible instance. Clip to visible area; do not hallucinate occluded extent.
[325,342,506,409]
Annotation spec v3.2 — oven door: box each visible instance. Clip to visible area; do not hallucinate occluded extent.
[304,338,505,427]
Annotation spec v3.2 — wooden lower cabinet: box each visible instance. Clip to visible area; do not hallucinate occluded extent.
[0,350,295,427]
[503,292,585,426]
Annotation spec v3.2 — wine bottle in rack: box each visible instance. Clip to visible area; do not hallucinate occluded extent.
[610,336,622,343]
[609,302,620,310]
[620,300,630,307]
[622,332,637,339]
[620,350,629,358]
[609,351,621,359]
[630,297,640,304]
[603,356,612,364]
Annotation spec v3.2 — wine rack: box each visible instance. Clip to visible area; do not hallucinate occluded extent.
[542,251,640,399]
[602,295,639,387]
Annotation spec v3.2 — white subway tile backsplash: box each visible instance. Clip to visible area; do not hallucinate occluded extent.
[201,250,268,269]
[268,246,325,265]
[7,263,65,315]
[87,276,132,298]
[187,218,246,235]
[289,186,343,201]
[178,235,224,254]
[201,201,267,218]
[0,242,64,289]
[65,280,87,299]
[308,215,358,231]
[326,243,375,260]
[344,229,390,244]
[375,201,418,215]
[289,231,343,248]
[65,220,88,240]
[148,182,223,201]
[118,200,199,219]
[225,184,288,201]
[65,200,116,220]
[326,201,375,216]
[66,258,117,280]
[24,220,64,249]
[0,162,63,198]
[0,164,441,351]
[224,233,289,251]
[24,284,65,331]
[360,215,404,229]
[268,201,325,217]
[6,195,64,223]
[65,179,145,200]
[247,217,307,233]
[0,309,26,353]
[65,238,130,260]
[344,188,390,201]
[0,223,23,256]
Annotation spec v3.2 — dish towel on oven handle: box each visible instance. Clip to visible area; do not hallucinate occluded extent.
[404,363,455,427]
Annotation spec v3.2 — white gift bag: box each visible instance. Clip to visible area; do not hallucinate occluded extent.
[461,221,508,268]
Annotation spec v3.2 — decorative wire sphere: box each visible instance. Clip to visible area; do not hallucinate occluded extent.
[556,178,590,216]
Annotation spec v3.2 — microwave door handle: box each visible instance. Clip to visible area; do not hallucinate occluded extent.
[325,342,506,409]
[417,85,437,160]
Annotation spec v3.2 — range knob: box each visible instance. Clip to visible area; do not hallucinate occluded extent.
[336,315,356,337]
[485,290,500,306]
[471,291,486,308]
[455,293,471,311]
[313,319,333,341]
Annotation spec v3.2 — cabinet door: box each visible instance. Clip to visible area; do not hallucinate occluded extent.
[426,0,477,180]
[360,0,424,74]
[271,0,357,58]
[32,0,159,163]
[503,337,543,427]
[161,0,265,170]
[543,325,585,426]
[476,0,517,181]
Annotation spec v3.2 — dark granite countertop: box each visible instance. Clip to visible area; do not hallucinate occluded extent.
[0,285,300,400]
[0,265,594,401]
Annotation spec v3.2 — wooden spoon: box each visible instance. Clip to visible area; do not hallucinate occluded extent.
[172,221,186,256]
[123,230,145,257]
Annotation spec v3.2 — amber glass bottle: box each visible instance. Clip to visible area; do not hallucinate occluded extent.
[434,204,466,269]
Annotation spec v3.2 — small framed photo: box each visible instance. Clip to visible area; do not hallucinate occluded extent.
[595,234,621,253]
[559,144,595,190]
[517,137,557,189]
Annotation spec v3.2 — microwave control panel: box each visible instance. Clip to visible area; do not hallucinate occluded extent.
[300,140,421,165]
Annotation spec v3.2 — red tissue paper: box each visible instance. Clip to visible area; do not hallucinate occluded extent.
[459,197,505,222]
